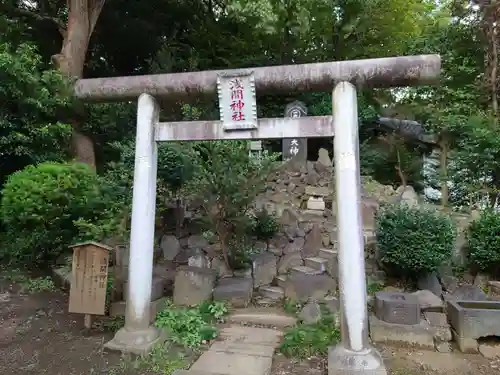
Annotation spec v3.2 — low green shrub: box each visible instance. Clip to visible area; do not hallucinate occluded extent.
[466,209,500,275]
[0,162,109,265]
[376,204,456,278]
[250,209,281,242]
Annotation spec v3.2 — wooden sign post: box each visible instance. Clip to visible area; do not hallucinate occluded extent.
[68,241,113,330]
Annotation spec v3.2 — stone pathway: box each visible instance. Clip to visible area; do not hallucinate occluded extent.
[175,325,283,375]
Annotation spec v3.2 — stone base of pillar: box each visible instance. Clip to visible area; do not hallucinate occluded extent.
[328,345,387,375]
[104,326,166,355]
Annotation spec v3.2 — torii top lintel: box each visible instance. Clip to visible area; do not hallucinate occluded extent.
[74,55,440,103]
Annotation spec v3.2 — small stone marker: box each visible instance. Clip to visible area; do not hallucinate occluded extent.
[68,241,113,329]
[282,101,307,162]
[375,292,420,325]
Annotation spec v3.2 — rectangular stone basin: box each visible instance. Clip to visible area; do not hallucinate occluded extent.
[447,300,500,339]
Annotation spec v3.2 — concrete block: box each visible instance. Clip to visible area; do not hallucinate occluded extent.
[448,300,500,339]
[374,292,420,325]
[451,328,478,353]
[213,278,253,307]
[369,315,435,349]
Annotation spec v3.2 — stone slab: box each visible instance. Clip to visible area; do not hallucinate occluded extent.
[189,325,281,375]
[252,253,277,288]
[284,273,336,302]
[218,325,283,346]
[213,278,253,307]
[228,309,297,328]
[374,292,420,325]
[412,289,444,312]
[369,315,435,349]
[190,351,273,375]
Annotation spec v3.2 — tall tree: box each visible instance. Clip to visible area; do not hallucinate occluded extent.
[1,0,106,168]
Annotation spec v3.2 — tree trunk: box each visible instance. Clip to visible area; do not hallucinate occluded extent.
[52,0,105,169]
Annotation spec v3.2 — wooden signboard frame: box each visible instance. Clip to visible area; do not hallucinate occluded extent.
[68,241,113,328]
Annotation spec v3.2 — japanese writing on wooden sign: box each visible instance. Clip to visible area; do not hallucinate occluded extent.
[68,242,112,316]
[217,71,257,131]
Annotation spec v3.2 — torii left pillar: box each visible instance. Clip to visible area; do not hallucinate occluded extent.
[104,93,162,354]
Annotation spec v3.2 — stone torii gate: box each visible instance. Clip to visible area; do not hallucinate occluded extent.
[74,55,440,374]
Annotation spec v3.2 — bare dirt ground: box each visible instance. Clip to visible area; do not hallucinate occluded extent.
[1,272,499,375]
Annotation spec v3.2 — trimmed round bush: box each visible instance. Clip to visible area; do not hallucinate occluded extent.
[467,210,500,274]
[0,162,106,265]
[376,204,456,278]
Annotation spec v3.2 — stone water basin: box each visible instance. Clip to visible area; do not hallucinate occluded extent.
[447,300,500,339]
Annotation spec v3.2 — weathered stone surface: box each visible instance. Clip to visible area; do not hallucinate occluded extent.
[284,273,336,302]
[400,185,419,206]
[448,285,488,301]
[369,315,435,349]
[252,252,277,288]
[317,148,332,167]
[374,292,420,325]
[478,342,500,359]
[307,197,325,210]
[305,185,331,197]
[187,234,209,249]
[290,266,322,277]
[161,235,181,261]
[451,328,478,353]
[259,286,284,300]
[412,289,444,312]
[304,257,328,272]
[110,297,168,322]
[277,252,303,274]
[213,278,253,307]
[188,252,210,268]
[211,257,233,278]
[435,341,452,353]
[440,275,458,294]
[323,295,340,314]
[425,312,452,342]
[124,276,166,302]
[300,302,322,324]
[301,223,322,258]
[229,308,297,328]
[417,272,442,297]
[280,208,300,225]
[283,237,305,254]
[448,300,500,339]
[173,266,216,306]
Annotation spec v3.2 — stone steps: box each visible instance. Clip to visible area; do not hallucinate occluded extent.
[318,248,338,260]
[290,265,323,277]
[258,285,284,300]
[304,256,328,272]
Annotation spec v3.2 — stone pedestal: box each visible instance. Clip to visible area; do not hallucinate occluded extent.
[328,345,387,375]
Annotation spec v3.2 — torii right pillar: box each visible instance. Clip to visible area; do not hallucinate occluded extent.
[329,81,385,375]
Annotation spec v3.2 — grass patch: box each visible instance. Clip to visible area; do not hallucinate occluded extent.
[108,342,191,375]
[155,300,228,349]
[280,303,340,359]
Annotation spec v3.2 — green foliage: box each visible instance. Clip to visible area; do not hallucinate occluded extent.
[280,305,341,359]
[376,204,456,277]
[0,162,107,265]
[250,209,281,242]
[186,141,279,268]
[155,300,228,349]
[0,42,71,184]
[466,210,500,275]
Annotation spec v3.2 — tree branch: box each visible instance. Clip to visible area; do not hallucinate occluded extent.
[4,6,66,37]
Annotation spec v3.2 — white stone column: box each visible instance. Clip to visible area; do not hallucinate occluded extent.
[105,93,162,354]
[328,82,386,375]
